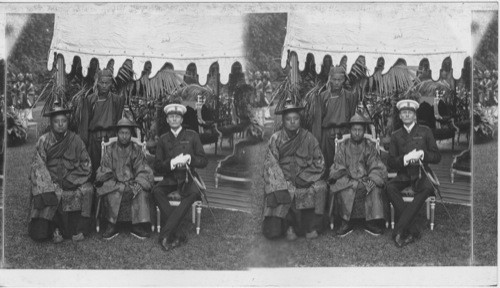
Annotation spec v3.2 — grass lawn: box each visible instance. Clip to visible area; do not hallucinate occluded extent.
[472,139,498,266]
[2,105,474,269]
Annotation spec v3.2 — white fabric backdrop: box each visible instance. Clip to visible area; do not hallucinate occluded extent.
[281,3,472,80]
[48,13,246,84]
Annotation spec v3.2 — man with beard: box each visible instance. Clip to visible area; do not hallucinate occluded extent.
[78,68,125,180]
[262,101,327,240]
[153,103,208,251]
[311,66,359,175]
[386,99,441,247]
[95,118,154,240]
[28,104,93,243]
[329,114,387,237]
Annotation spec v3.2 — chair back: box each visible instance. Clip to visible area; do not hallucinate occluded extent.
[334,133,380,155]
[101,137,146,163]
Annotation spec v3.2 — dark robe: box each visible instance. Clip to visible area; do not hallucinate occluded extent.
[96,142,154,224]
[329,138,387,221]
[263,128,327,238]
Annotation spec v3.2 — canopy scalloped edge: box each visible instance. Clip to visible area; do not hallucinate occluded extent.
[280,49,468,81]
[47,51,245,86]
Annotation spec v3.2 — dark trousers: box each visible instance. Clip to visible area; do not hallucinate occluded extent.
[386,174,433,237]
[152,179,199,241]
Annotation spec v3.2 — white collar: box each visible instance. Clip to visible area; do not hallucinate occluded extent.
[171,127,182,137]
[404,122,416,133]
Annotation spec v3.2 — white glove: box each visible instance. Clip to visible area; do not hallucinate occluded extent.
[181,154,192,165]
[403,149,419,166]
[170,154,184,169]
[415,150,424,161]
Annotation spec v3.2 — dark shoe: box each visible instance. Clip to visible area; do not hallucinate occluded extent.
[393,233,406,248]
[53,228,64,244]
[72,232,85,242]
[160,238,173,252]
[102,223,119,240]
[130,224,151,240]
[364,221,383,236]
[403,234,416,246]
[336,220,354,237]
[286,227,298,241]
[305,230,318,239]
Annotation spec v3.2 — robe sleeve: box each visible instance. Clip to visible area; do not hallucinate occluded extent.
[64,137,92,187]
[29,136,57,196]
[366,142,388,187]
[95,143,115,184]
[263,134,289,196]
[78,94,93,146]
[311,92,325,142]
[328,142,355,193]
[132,146,154,191]
[188,133,208,169]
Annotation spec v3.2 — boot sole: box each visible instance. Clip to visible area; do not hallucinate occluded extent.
[338,229,354,238]
[130,232,148,240]
[103,232,119,240]
[364,229,382,236]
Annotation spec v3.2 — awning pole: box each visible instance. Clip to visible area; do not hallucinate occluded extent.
[56,54,66,106]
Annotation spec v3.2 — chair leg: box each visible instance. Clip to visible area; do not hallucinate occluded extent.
[430,198,436,231]
[192,202,196,224]
[95,197,101,233]
[215,174,219,188]
[390,203,395,229]
[451,170,455,183]
[156,206,161,233]
[426,198,430,220]
[196,204,202,235]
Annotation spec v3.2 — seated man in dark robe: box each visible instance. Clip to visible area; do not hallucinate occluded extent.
[263,101,327,240]
[28,104,93,243]
[95,118,154,240]
[329,114,388,237]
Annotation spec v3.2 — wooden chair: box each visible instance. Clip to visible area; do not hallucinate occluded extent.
[152,175,204,235]
[95,136,146,232]
[214,135,259,188]
[450,144,471,183]
[330,133,382,229]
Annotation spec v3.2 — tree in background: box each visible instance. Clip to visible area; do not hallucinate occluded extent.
[244,13,287,82]
[7,14,55,87]
[474,11,498,71]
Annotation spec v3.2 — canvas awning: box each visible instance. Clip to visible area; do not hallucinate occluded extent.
[281,3,472,80]
[0,15,5,60]
[47,13,246,84]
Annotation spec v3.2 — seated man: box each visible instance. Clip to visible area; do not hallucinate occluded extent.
[28,104,93,243]
[262,101,327,240]
[386,99,441,248]
[153,103,208,251]
[95,118,154,240]
[329,114,388,237]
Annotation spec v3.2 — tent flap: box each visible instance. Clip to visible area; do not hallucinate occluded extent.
[281,3,472,80]
[47,14,246,84]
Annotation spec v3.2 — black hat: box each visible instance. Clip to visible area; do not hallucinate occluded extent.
[115,117,138,129]
[349,113,371,125]
[275,98,304,115]
[43,102,72,117]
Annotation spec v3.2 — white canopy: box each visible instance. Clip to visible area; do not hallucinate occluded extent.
[0,14,5,60]
[48,13,246,84]
[281,3,472,80]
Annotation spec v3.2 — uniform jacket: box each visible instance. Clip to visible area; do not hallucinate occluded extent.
[154,128,208,186]
[388,123,441,181]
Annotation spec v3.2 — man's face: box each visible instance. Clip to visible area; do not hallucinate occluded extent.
[167,114,183,130]
[283,111,300,132]
[51,114,69,134]
[117,127,132,145]
[329,73,345,91]
[350,124,365,143]
[399,109,417,126]
[97,77,112,95]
